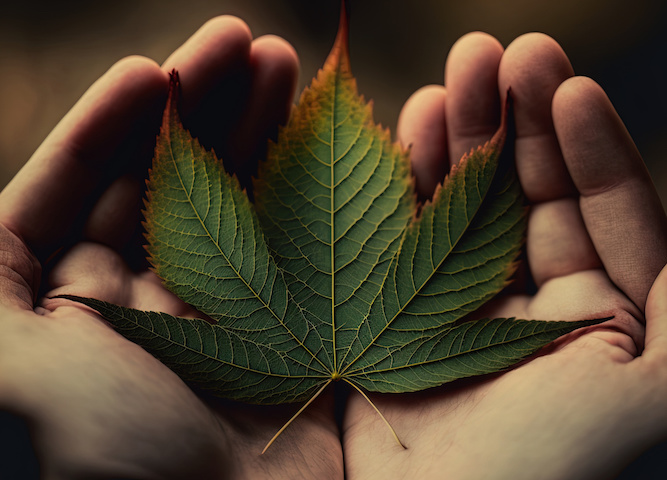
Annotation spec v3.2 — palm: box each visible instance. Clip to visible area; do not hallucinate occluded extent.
[344,276,638,479]
[39,243,342,478]
[343,33,667,480]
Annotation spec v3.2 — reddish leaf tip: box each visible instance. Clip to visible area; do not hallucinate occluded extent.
[326,0,351,72]
[165,69,181,125]
[339,0,350,38]
[490,91,511,147]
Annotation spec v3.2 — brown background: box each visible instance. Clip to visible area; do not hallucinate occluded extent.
[1,0,667,208]
[0,0,666,477]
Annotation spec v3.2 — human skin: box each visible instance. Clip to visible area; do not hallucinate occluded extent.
[344,32,667,480]
[1,17,666,480]
[0,17,342,480]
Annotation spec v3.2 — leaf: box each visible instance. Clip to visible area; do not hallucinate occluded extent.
[128,72,329,404]
[56,295,330,404]
[61,11,609,410]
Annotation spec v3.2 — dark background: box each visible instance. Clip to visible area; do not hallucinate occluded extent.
[1,0,666,477]
[1,0,667,205]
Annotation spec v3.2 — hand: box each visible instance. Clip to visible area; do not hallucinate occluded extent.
[343,33,667,479]
[0,18,343,480]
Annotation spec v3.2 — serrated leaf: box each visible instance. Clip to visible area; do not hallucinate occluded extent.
[253,19,415,375]
[339,124,529,382]
[62,13,609,407]
[132,73,330,403]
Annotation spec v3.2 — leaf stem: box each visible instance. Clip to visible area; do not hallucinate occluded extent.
[261,379,332,455]
[342,378,406,450]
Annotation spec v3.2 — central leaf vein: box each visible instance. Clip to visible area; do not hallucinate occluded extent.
[168,135,329,375]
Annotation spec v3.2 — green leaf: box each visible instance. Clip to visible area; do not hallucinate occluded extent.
[133,73,329,403]
[339,125,529,383]
[253,20,415,375]
[348,316,605,393]
[62,13,609,407]
[56,295,328,403]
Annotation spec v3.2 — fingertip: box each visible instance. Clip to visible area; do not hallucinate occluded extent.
[502,32,567,61]
[200,14,253,40]
[219,35,300,184]
[496,33,576,203]
[551,76,616,158]
[161,15,253,115]
[499,33,573,133]
[252,35,300,70]
[444,32,503,164]
[66,55,168,151]
[397,84,447,146]
[552,76,607,121]
[446,32,503,92]
[250,34,300,105]
[173,15,253,61]
[447,31,503,75]
[397,85,448,197]
[66,54,168,167]
[81,55,169,136]
[552,75,640,194]
[501,32,572,77]
[165,14,253,63]
[107,55,168,88]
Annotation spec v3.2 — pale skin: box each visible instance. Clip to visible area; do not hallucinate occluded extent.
[0,16,666,480]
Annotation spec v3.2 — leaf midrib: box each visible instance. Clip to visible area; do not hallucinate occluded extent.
[339,159,497,376]
[330,61,337,373]
[346,319,551,376]
[130,308,329,379]
[166,132,330,375]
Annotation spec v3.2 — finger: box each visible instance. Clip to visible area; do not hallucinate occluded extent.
[86,25,298,254]
[44,242,196,318]
[498,34,600,286]
[444,32,503,164]
[84,18,261,252]
[642,263,667,429]
[0,57,168,258]
[645,264,667,357]
[226,35,299,184]
[161,15,252,117]
[498,33,575,203]
[161,16,253,160]
[524,198,602,285]
[553,76,667,310]
[396,85,448,197]
[161,19,300,187]
[82,174,145,255]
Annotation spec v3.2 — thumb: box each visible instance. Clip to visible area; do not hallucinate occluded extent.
[644,263,667,354]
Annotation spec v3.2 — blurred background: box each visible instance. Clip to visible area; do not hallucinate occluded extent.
[1,0,667,205]
[1,0,666,477]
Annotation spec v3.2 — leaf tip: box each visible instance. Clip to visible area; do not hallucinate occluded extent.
[490,88,512,147]
[325,0,351,72]
[168,68,180,87]
[166,69,181,126]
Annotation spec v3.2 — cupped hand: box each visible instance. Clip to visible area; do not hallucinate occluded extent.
[3,19,666,480]
[343,33,667,480]
[0,18,342,480]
